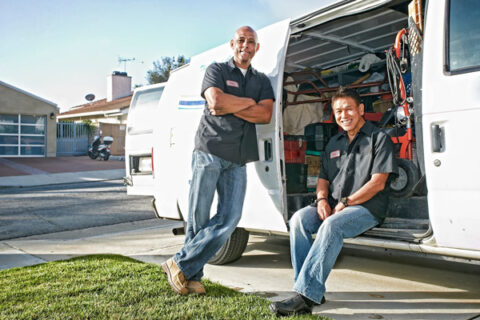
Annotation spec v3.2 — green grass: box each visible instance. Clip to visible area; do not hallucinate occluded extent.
[0,255,329,319]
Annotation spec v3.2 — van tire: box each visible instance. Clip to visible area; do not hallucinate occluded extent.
[208,228,249,265]
[389,158,419,198]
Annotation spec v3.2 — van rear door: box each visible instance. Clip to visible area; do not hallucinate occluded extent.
[422,0,480,251]
[125,83,165,196]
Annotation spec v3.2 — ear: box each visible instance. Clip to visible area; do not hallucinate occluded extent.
[359,103,365,116]
[230,39,234,49]
[256,43,260,52]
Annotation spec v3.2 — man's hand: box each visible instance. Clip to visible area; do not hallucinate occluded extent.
[332,202,346,214]
[317,199,332,221]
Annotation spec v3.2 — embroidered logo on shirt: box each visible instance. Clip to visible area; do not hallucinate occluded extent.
[330,150,341,159]
[226,80,239,88]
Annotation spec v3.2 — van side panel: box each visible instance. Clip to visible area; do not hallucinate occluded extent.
[239,19,291,232]
[422,0,480,250]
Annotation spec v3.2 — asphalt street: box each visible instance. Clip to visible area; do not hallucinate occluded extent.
[0,180,155,240]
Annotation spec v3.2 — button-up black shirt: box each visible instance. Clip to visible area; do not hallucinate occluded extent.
[319,121,398,221]
[195,58,275,165]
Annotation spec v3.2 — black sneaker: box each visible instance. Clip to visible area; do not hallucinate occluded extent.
[269,294,312,317]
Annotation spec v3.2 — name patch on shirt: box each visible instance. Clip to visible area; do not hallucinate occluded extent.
[330,150,341,159]
[226,80,239,88]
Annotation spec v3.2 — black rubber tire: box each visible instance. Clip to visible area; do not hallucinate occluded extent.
[208,228,249,265]
[389,158,420,198]
[88,151,98,160]
[102,153,110,161]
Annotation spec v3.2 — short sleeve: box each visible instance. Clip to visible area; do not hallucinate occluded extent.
[257,74,275,102]
[201,63,225,98]
[318,149,329,181]
[372,131,398,175]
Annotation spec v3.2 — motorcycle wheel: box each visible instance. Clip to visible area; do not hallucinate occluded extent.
[102,153,110,161]
[88,150,98,160]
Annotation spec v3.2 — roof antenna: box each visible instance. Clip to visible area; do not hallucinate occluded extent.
[117,57,144,73]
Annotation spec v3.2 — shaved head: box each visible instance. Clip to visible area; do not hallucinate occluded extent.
[234,26,258,42]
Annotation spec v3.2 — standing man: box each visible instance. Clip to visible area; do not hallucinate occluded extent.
[270,87,397,316]
[162,26,275,295]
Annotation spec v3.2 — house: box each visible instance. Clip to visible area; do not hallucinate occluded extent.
[57,71,133,125]
[0,81,58,157]
[58,72,134,156]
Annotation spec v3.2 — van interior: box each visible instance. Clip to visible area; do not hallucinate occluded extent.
[281,0,430,243]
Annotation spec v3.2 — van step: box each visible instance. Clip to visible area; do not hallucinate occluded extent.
[363,218,429,242]
[379,218,429,230]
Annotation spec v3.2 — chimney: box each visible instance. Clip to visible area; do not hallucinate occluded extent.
[107,71,132,102]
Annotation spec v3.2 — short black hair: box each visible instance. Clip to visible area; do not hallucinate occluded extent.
[331,87,362,106]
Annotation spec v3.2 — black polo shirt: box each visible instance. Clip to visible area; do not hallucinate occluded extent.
[195,58,275,165]
[319,121,398,221]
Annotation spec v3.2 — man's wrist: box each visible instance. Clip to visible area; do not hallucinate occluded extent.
[314,197,328,205]
[340,196,349,207]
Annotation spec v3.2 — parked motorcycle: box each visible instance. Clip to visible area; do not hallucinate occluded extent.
[88,135,113,161]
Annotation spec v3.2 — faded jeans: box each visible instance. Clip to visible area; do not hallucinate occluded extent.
[174,150,246,281]
[289,204,379,304]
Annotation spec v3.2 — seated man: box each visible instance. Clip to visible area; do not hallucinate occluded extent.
[270,87,398,316]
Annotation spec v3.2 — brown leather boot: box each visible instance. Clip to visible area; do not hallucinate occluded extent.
[161,258,188,295]
[186,280,206,295]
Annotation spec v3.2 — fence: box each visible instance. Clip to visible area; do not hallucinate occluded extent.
[56,122,89,156]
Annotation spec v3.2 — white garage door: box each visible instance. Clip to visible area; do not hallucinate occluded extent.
[0,114,46,157]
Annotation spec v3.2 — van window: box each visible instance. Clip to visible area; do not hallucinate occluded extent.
[447,0,480,73]
[128,87,164,132]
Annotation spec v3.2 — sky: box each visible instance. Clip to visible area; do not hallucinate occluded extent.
[1,0,337,112]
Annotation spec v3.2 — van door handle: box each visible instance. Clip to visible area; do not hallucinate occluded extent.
[431,124,445,152]
[264,139,272,161]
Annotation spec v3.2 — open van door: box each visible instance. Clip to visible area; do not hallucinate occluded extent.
[151,20,291,230]
[422,0,480,250]
[125,83,165,196]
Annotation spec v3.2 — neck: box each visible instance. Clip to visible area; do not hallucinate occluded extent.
[234,58,250,70]
[347,119,365,142]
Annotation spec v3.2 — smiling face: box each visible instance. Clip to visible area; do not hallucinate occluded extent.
[333,96,365,138]
[230,26,259,69]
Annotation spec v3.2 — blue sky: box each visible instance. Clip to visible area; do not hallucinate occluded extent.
[1,0,336,111]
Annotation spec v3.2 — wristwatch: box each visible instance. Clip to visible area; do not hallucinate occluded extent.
[340,197,349,207]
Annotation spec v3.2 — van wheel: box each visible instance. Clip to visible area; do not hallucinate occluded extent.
[208,228,249,265]
[389,158,419,198]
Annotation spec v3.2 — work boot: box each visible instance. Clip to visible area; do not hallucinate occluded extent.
[161,258,188,295]
[186,280,206,295]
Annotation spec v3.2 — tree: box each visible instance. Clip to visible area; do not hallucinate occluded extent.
[147,55,190,84]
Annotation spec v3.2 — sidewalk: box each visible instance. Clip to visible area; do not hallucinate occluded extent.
[0,156,125,188]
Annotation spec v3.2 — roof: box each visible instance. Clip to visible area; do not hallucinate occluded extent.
[58,94,132,119]
[0,80,58,108]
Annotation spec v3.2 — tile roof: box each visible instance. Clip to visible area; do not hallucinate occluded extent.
[59,94,132,116]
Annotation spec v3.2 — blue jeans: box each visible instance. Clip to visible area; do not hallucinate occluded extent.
[174,150,247,281]
[289,205,379,304]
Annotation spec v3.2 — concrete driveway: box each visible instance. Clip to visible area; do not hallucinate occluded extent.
[1,219,479,320]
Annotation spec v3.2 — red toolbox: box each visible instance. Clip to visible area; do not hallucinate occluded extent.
[284,135,306,163]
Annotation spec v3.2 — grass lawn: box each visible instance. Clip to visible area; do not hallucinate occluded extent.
[0,255,329,319]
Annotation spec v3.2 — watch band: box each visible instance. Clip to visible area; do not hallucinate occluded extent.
[341,197,349,207]
[314,197,327,205]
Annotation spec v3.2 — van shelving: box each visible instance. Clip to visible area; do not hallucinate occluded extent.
[281,1,428,245]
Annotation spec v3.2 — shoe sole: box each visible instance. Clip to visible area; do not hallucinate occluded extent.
[161,262,188,295]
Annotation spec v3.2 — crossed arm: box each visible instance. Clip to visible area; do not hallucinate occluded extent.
[204,87,273,124]
[315,172,390,220]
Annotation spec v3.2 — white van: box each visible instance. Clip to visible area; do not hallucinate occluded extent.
[125,0,480,265]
